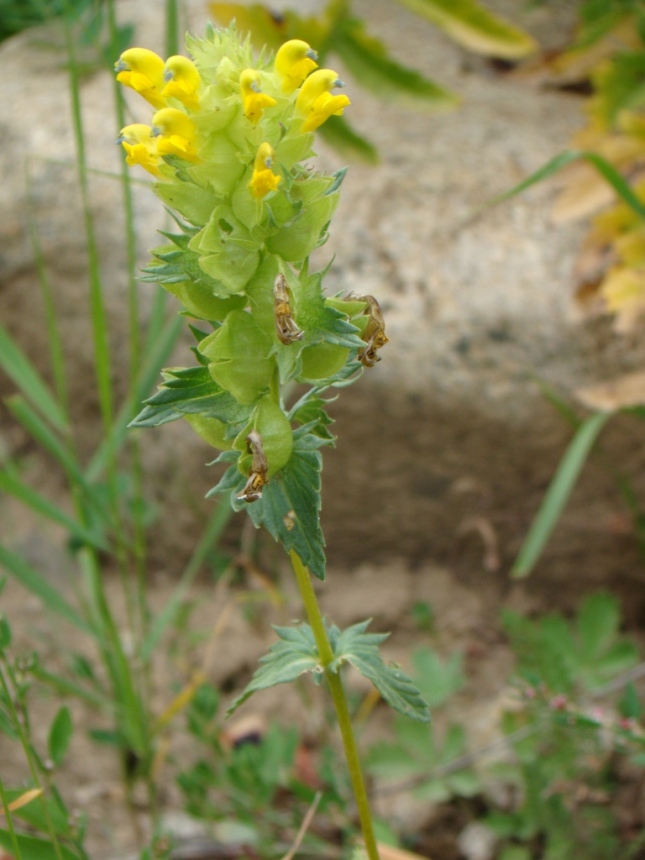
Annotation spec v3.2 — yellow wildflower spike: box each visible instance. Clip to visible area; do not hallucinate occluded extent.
[151,108,201,162]
[115,48,167,108]
[240,69,277,124]
[117,124,162,176]
[162,55,202,108]
[274,39,318,93]
[294,69,350,133]
[248,142,281,199]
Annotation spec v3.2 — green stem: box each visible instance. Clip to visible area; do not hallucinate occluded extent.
[289,550,380,860]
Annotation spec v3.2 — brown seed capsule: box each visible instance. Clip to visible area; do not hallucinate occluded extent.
[273,273,303,345]
[236,430,269,503]
[349,293,389,367]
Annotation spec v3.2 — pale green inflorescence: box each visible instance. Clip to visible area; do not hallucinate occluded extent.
[116,25,385,508]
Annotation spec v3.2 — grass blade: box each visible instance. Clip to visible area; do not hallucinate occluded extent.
[489,149,645,220]
[86,313,183,481]
[511,411,612,578]
[141,499,232,661]
[0,324,67,434]
[0,545,91,634]
[0,472,106,552]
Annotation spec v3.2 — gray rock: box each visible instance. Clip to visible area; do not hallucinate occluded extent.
[2,0,643,598]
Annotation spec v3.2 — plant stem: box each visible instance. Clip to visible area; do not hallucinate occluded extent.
[289,550,380,860]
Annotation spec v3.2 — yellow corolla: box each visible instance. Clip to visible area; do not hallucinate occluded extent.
[248,142,281,199]
[240,69,277,124]
[115,48,167,108]
[117,124,162,176]
[163,55,202,108]
[294,69,350,133]
[274,39,318,93]
[151,108,201,162]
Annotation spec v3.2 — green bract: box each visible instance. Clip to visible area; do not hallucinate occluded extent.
[121,25,387,579]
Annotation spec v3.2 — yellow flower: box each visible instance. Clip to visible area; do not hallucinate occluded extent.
[162,55,202,109]
[151,108,201,162]
[248,143,281,199]
[117,124,162,176]
[115,48,167,108]
[294,69,350,133]
[274,39,318,93]
[240,69,277,124]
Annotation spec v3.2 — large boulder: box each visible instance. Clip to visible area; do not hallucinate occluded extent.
[1,0,643,603]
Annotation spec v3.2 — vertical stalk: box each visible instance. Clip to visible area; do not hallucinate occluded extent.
[289,550,380,860]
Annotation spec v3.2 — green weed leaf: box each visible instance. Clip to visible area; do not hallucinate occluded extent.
[317,115,379,163]
[335,18,457,107]
[227,624,321,715]
[0,829,79,860]
[577,592,620,660]
[329,620,431,721]
[229,618,429,722]
[48,705,73,768]
[411,648,465,709]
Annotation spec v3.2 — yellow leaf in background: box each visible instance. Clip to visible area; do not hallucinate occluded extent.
[616,227,645,267]
[601,266,645,332]
[0,788,42,816]
[576,368,645,411]
[392,0,537,59]
[592,198,642,243]
[548,16,639,83]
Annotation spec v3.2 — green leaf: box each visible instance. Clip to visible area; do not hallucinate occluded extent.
[0,829,79,860]
[317,114,379,163]
[577,592,619,661]
[620,682,642,720]
[130,366,252,429]
[511,412,612,578]
[229,618,429,722]
[411,648,465,709]
[48,705,73,767]
[335,18,458,107]
[330,620,431,722]
[0,614,10,650]
[290,268,365,351]
[237,431,328,580]
[0,545,91,634]
[392,0,537,59]
[0,324,68,433]
[227,624,321,715]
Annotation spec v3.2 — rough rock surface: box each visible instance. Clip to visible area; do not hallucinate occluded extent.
[1,0,644,602]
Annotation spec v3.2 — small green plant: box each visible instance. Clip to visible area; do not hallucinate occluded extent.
[176,681,349,857]
[354,595,645,859]
[116,24,430,859]
[0,598,90,860]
